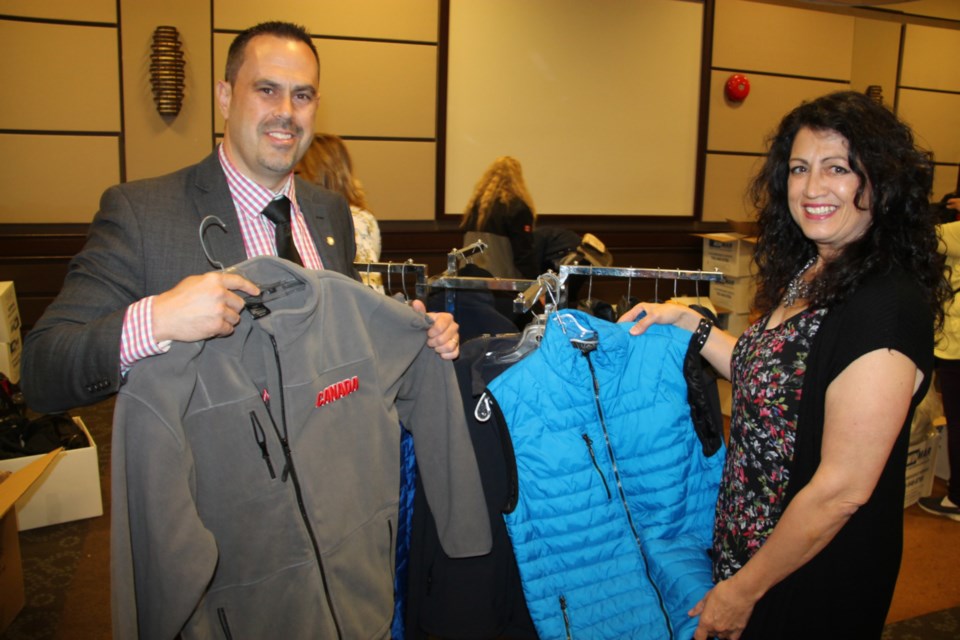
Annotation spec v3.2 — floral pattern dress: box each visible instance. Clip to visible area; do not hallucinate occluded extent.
[712,307,828,581]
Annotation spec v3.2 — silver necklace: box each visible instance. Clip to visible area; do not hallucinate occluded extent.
[782,256,818,308]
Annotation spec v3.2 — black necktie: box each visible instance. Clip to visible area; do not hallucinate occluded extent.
[261,196,302,266]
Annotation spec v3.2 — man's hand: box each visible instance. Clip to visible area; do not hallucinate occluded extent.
[411,299,460,360]
[946,197,960,213]
[152,272,260,343]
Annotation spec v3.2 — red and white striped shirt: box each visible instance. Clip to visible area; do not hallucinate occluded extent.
[120,145,324,371]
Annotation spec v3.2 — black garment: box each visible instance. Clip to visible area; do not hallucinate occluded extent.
[740,268,933,639]
[405,335,537,640]
[426,264,527,338]
[464,198,537,279]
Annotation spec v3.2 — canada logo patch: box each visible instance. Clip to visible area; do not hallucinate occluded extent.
[316,376,360,407]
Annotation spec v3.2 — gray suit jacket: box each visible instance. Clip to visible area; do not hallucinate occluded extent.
[22,151,357,413]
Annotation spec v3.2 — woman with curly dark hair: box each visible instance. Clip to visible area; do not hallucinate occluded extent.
[620,91,950,639]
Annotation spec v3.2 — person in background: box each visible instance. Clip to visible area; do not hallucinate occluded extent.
[620,91,949,639]
[20,21,459,415]
[296,133,384,291]
[461,156,538,279]
[920,194,960,521]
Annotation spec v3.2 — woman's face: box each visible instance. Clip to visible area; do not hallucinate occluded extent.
[787,127,873,258]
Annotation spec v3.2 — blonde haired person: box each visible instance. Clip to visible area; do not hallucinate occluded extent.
[297,134,383,291]
[461,156,538,279]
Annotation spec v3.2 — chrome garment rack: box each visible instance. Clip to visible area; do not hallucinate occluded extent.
[354,260,428,299]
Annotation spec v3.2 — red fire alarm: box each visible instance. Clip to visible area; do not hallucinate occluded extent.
[725,74,750,102]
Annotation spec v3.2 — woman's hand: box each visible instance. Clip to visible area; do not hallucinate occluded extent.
[619,300,736,380]
[689,578,757,640]
[618,301,701,335]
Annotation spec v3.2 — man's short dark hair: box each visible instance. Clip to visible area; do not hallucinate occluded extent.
[225,21,319,85]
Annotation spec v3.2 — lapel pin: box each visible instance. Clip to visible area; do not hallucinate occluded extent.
[326,236,335,246]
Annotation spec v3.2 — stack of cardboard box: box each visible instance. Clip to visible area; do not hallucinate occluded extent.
[0,282,21,383]
[697,233,756,336]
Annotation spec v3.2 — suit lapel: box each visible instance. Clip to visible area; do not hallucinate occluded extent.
[193,152,249,269]
[295,179,342,271]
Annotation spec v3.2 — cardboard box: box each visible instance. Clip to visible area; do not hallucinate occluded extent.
[0,417,103,530]
[697,233,756,277]
[0,449,60,632]
[0,282,21,344]
[904,427,942,508]
[0,330,22,384]
[709,275,756,315]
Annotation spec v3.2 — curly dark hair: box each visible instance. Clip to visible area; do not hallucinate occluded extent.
[225,21,319,85]
[749,90,948,330]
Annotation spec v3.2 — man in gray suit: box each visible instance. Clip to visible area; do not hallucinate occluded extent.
[21,21,459,414]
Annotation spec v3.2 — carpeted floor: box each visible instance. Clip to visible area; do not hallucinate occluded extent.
[2,396,958,639]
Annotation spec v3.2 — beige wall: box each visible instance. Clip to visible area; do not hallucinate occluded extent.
[0,0,437,223]
[704,0,960,222]
[0,0,957,224]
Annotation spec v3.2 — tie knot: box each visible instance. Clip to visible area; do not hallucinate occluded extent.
[261,196,292,225]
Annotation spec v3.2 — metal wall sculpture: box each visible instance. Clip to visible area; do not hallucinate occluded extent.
[150,26,186,117]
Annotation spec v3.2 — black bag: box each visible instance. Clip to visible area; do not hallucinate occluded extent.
[0,373,87,459]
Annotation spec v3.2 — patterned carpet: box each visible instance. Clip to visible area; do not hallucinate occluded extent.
[1,396,957,639]
[882,607,960,640]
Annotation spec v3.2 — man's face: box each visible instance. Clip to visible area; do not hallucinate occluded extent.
[217,35,319,191]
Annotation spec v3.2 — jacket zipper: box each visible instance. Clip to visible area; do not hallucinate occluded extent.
[582,350,674,640]
[581,433,611,500]
[264,334,343,639]
[249,411,276,479]
[217,607,234,639]
[560,594,573,640]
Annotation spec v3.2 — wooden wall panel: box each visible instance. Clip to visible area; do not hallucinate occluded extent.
[0,22,120,131]
[0,0,115,23]
[0,135,120,223]
[707,71,848,154]
[902,25,960,92]
[898,90,960,164]
[212,35,437,138]
[347,140,435,221]
[214,0,438,41]
[702,154,765,223]
[713,0,854,80]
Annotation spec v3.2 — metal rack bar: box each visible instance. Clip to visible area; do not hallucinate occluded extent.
[354,261,429,299]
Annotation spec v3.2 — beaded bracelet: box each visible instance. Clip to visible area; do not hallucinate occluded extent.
[692,317,713,352]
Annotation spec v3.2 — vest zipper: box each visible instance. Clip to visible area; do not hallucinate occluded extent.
[581,433,611,500]
[582,350,674,640]
[217,607,233,639]
[249,411,276,479]
[560,594,573,640]
[265,334,343,639]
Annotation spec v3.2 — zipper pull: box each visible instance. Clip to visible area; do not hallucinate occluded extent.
[582,434,612,500]
[249,412,276,479]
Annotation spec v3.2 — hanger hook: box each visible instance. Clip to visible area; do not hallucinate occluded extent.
[387,261,393,294]
[674,268,680,300]
[402,259,412,302]
[587,266,594,302]
[655,268,661,303]
[626,268,633,301]
[367,261,373,289]
[695,271,702,305]
[199,215,228,271]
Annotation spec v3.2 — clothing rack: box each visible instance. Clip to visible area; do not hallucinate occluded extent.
[426,274,538,314]
[513,265,726,313]
[354,260,429,299]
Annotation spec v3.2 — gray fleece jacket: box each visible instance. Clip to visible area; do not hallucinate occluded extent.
[110,256,491,640]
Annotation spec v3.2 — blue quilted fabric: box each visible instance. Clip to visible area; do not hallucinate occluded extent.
[486,310,724,640]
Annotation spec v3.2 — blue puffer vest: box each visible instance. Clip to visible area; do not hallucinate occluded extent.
[485,310,724,640]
